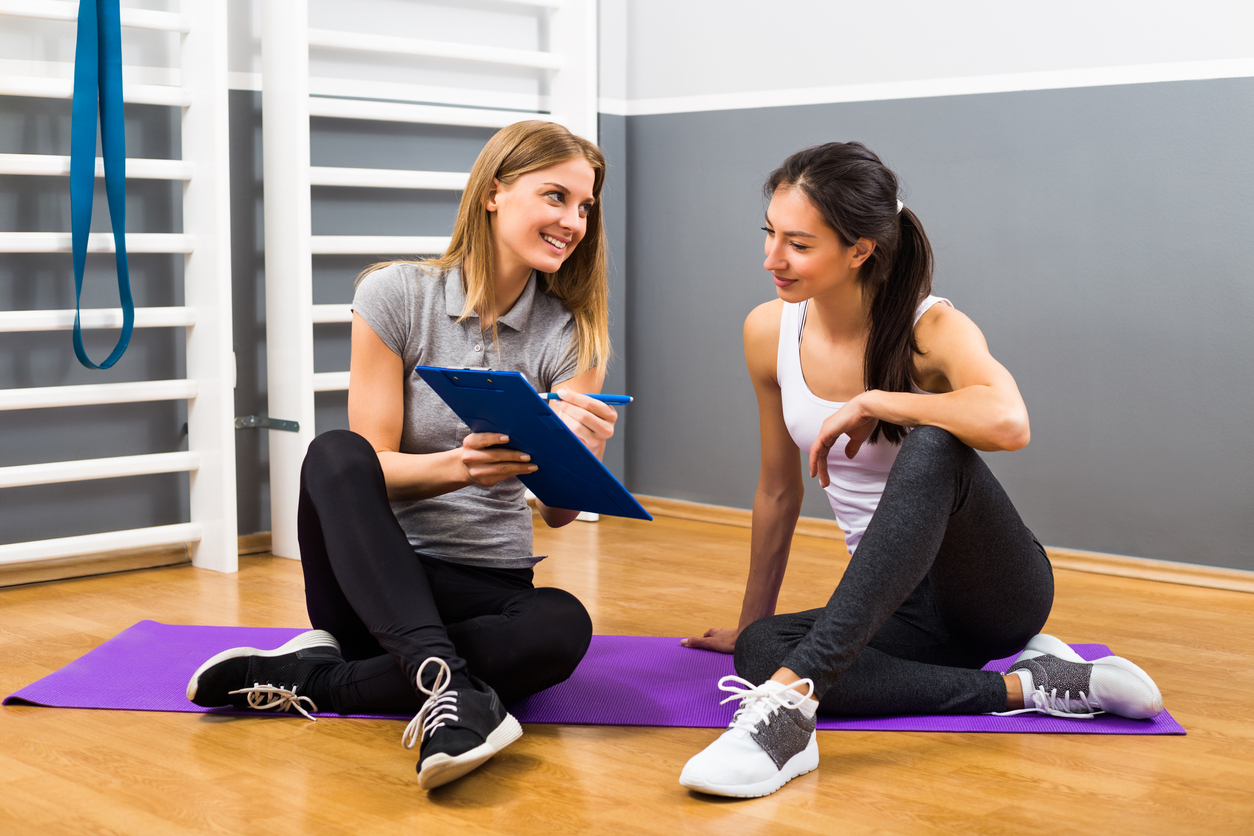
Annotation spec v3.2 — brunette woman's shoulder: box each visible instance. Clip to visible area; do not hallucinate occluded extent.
[743,298,784,366]
[744,298,784,338]
[913,299,977,352]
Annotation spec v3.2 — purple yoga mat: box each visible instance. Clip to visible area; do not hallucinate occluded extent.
[4,621,1184,735]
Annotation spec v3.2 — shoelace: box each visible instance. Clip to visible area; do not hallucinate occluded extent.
[227,683,319,721]
[717,675,816,735]
[995,685,1103,719]
[402,657,461,750]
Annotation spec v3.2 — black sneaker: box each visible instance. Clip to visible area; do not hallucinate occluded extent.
[185,629,342,720]
[402,657,523,790]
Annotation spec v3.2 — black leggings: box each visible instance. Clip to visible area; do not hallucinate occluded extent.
[297,430,593,713]
[734,426,1054,716]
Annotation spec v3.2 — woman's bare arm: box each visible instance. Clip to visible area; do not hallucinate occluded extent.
[684,300,804,653]
[808,305,1030,484]
[347,312,536,500]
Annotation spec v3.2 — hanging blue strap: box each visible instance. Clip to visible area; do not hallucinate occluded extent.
[70,0,132,369]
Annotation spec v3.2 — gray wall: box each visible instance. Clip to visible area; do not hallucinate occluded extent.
[598,113,628,480]
[6,79,1252,571]
[620,77,1254,571]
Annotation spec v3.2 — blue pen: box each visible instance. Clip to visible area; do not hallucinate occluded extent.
[541,392,633,405]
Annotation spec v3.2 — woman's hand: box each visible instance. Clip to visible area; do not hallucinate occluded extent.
[547,387,617,460]
[682,627,741,654]
[460,432,538,488]
[808,392,882,487]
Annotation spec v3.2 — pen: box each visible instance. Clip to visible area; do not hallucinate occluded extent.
[541,392,633,405]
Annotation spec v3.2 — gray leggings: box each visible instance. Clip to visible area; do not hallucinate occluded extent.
[734,426,1053,716]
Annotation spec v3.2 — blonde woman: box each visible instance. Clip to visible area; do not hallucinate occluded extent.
[187,121,616,790]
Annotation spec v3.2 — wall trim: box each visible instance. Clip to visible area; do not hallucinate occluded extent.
[238,532,273,556]
[635,495,1254,595]
[0,544,190,589]
[636,494,847,543]
[597,57,1254,117]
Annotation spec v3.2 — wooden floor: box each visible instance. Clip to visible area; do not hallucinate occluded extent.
[2,515,1252,834]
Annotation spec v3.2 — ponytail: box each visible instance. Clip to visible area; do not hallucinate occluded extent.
[766,142,934,444]
[864,206,933,444]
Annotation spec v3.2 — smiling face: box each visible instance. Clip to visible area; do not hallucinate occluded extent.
[763,185,872,303]
[486,156,597,281]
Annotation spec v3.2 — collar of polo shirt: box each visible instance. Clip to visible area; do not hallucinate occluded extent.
[444,269,540,332]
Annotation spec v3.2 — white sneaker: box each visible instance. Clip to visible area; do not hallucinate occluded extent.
[680,677,819,798]
[998,633,1164,719]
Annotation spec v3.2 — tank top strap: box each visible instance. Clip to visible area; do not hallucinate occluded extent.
[776,301,806,391]
[914,294,952,325]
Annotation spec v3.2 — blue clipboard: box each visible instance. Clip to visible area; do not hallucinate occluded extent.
[414,366,652,521]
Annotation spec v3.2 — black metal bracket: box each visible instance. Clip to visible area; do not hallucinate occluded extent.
[234,415,300,432]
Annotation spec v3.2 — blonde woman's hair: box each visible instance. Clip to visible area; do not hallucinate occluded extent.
[360,120,611,375]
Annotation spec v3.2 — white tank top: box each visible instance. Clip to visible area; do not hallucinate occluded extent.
[777,295,951,554]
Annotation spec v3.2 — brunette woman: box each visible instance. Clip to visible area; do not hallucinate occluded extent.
[679,142,1164,798]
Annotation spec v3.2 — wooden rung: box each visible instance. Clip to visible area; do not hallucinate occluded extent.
[0,451,200,489]
[0,153,195,180]
[0,0,190,32]
[312,304,352,324]
[0,232,195,254]
[0,379,198,411]
[307,96,524,129]
[0,307,195,333]
[306,28,562,71]
[310,235,450,255]
[313,371,350,392]
[0,76,190,107]
[0,522,202,566]
[309,166,468,190]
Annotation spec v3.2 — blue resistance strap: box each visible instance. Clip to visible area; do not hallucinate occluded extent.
[70,0,132,369]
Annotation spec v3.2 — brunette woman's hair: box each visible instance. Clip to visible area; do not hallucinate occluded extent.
[766,141,934,445]
[360,120,611,375]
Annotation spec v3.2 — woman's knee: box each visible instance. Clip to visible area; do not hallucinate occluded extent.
[733,618,788,685]
[901,425,964,456]
[895,425,976,475]
[530,588,592,671]
[302,430,379,490]
[478,589,590,700]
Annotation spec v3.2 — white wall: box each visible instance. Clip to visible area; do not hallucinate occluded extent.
[597,0,628,103]
[601,0,1254,113]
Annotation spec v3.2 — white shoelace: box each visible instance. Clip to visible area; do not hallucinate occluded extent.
[995,685,1103,719]
[402,657,461,750]
[227,683,319,721]
[717,675,816,735]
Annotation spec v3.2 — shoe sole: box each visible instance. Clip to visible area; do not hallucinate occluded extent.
[1020,633,1163,719]
[418,712,523,790]
[186,629,341,703]
[679,734,819,798]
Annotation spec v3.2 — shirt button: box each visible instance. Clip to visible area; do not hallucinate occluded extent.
[474,344,482,352]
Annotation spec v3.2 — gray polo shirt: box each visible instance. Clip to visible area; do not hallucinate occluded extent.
[352,263,580,568]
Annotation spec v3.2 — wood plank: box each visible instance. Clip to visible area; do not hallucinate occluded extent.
[0,515,1251,833]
